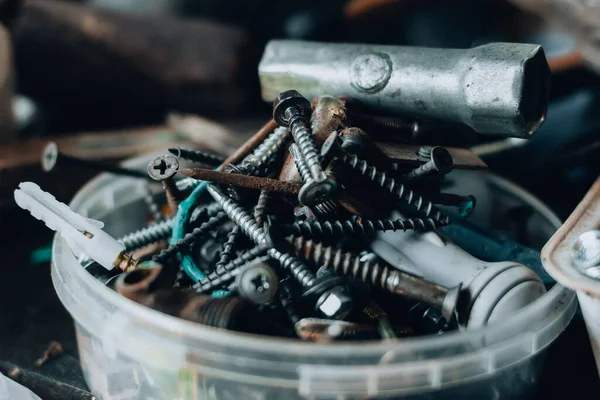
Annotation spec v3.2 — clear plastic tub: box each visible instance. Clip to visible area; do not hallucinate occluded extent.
[51,157,577,400]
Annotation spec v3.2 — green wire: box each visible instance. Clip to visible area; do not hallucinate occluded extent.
[170,181,209,282]
[170,178,231,297]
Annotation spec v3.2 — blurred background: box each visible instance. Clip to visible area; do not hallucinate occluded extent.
[0,0,599,398]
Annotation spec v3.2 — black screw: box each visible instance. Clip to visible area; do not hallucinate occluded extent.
[148,154,183,214]
[283,214,448,241]
[169,147,225,167]
[207,184,353,319]
[321,131,447,221]
[42,141,149,179]
[273,90,336,205]
[403,146,453,181]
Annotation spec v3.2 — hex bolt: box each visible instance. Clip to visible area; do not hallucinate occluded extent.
[273,90,336,205]
[289,144,339,213]
[207,184,352,319]
[147,154,184,214]
[168,147,225,167]
[321,131,447,221]
[234,259,279,305]
[288,235,461,322]
[41,141,150,179]
[403,146,454,181]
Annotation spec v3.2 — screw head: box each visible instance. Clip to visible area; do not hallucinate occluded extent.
[148,154,179,181]
[320,131,343,166]
[272,90,311,127]
[41,142,59,172]
[298,178,337,206]
[572,230,600,279]
[235,260,279,305]
[294,205,318,222]
[429,147,454,174]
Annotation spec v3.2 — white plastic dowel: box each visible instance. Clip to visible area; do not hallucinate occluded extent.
[14,181,124,270]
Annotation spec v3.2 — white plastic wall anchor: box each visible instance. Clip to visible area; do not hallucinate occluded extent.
[14,181,125,270]
[372,218,546,328]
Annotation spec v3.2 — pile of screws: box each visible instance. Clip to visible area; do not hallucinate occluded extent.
[83,90,478,341]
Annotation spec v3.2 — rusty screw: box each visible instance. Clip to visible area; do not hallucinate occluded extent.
[273,90,336,205]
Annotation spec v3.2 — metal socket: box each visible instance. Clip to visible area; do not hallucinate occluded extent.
[259,40,550,137]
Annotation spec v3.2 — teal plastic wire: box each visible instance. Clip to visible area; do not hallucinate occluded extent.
[170,178,231,297]
[170,180,209,282]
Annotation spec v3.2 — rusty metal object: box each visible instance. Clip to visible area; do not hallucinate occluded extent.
[180,168,302,196]
[115,264,163,302]
[33,341,63,368]
[311,96,349,146]
[222,120,279,168]
[377,142,488,170]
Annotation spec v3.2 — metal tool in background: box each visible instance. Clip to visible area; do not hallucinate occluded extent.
[259,40,551,137]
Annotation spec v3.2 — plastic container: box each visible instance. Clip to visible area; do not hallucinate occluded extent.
[542,177,600,373]
[51,157,576,400]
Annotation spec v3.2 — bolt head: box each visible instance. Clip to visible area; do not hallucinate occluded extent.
[272,90,311,127]
[235,260,279,305]
[294,205,318,222]
[320,131,343,166]
[41,142,59,172]
[147,154,179,181]
[572,230,600,279]
[430,147,454,174]
[298,178,337,206]
[316,286,353,320]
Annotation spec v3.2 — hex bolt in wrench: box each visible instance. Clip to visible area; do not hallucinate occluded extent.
[259,41,550,137]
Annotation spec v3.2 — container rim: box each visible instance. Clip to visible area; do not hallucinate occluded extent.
[51,156,576,358]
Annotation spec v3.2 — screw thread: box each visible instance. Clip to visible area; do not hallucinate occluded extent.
[284,215,448,240]
[254,190,271,225]
[288,109,325,181]
[208,185,317,288]
[153,212,228,263]
[290,143,311,183]
[169,147,225,166]
[290,237,392,288]
[119,218,174,251]
[341,153,445,220]
[194,245,270,293]
[142,185,164,222]
[313,200,339,217]
[268,248,316,287]
[246,127,290,169]
[215,226,243,269]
